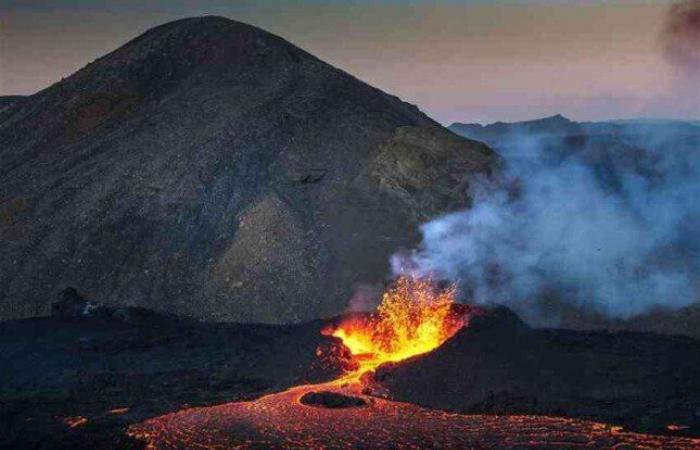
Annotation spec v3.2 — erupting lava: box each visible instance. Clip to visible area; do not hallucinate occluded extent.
[127,276,700,449]
[325,276,468,377]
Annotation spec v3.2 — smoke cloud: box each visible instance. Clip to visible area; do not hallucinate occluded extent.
[394,121,700,322]
[661,0,700,75]
[345,283,383,313]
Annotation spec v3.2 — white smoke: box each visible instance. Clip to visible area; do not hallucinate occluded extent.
[393,122,700,322]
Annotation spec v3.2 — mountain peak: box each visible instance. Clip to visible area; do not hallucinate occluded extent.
[0,17,493,323]
[538,113,571,123]
[503,114,572,128]
[125,15,281,47]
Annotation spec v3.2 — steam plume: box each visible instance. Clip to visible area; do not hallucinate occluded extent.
[394,122,700,322]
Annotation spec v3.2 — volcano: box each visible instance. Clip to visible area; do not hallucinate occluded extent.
[4,13,700,450]
[126,290,700,449]
[3,285,700,449]
[0,16,493,323]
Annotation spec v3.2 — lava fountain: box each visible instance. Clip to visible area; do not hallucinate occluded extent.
[323,276,469,378]
[127,275,700,449]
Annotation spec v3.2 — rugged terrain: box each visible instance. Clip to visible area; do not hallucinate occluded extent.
[369,307,700,436]
[4,296,698,449]
[0,292,347,449]
[3,15,699,450]
[0,16,493,323]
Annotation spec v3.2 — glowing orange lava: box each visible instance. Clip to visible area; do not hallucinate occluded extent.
[63,416,88,428]
[127,276,700,449]
[325,276,468,377]
[128,381,700,449]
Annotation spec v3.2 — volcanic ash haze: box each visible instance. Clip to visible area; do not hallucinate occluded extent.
[428,115,700,325]
[0,16,494,323]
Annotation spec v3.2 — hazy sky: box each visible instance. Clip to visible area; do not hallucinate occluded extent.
[1,0,697,124]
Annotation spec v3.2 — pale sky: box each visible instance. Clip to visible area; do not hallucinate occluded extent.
[1,0,697,124]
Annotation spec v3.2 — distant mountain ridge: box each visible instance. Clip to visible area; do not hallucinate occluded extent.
[449,114,700,148]
[449,114,580,141]
[0,17,493,323]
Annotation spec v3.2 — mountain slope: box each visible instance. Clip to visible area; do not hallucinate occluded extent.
[0,96,25,112]
[0,17,493,322]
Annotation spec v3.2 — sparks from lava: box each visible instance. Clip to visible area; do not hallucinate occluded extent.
[324,276,468,380]
[127,276,700,449]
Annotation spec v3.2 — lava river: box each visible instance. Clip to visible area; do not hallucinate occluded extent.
[128,278,700,449]
[127,380,700,449]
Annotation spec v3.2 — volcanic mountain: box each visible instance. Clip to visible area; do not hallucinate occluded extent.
[0,16,493,322]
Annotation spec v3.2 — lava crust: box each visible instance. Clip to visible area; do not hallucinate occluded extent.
[128,380,700,449]
[299,391,367,408]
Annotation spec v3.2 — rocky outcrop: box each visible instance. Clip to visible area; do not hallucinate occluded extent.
[0,307,345,449]
[0,96,25,113]
[299,391,367,408]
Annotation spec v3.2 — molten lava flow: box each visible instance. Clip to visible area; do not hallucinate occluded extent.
[127,276,700,449]
[326,276,467,377]
[129,382,700,449]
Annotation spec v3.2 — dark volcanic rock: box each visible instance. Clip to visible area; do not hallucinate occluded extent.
[299,391,367,408]
[0,16,493,323]
[0,311,344,449]
[51,287,95,318]
[0,95,25,112]
[370,306,700,436]
[50,288,178,326]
